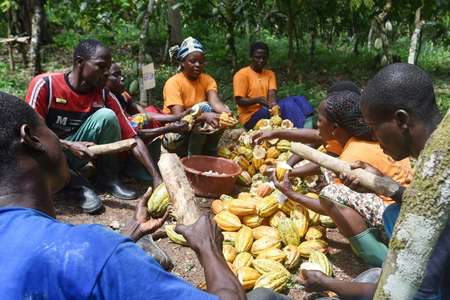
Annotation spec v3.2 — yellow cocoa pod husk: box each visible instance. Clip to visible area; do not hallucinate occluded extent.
[252,258,290,276]
[256,183,274,198]
[233,252,254,269]
[247,164,256,177]
[319,215,336,228]
[281,119,294,129]
[237,171,252,186]
[269,211,287,228]
[233,156,250,170]
[214,210,242,231]
[254,271,289,292]
[266,147,280,159]
[298,239,328,258]
[223,244,238,262]
[257,194,279,218]
[277,217,301,246]
[252,225,281,240]
[165,225,188,246]
[308,209,321,225]
[228,199,256,216]
[251,237,281,255]
[235,226,254,253]
[237,266,262,290]
[305,225,326,241]
[218,146,232,158]
[222,231,238,246]
[256,247,287,263]
[283,245,302,270]
[242,214,265,228]
[211,199,226,215]
[270,115,283,127]
[254,119,271,130]
[147,183,170,218]
[309,250,333,276]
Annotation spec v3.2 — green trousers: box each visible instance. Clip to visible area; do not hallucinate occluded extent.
[64,108,121,171]
[171,130,223,157]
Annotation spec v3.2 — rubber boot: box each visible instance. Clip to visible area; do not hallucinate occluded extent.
[66,170,103,214]
[95,154,138,200]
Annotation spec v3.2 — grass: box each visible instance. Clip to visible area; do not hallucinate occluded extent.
[0,32,449,114]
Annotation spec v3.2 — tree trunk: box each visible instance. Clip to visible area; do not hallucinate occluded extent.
[138,0,155,106]
[374,109,450,299]
[367,20,375,50]
[30,0,44,75]
[167,0,182,46]
[408,3,425,65]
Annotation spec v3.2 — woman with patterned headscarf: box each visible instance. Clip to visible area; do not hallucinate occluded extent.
[163,37,231,157]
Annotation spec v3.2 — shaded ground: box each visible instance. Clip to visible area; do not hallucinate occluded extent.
[55,179,369,300]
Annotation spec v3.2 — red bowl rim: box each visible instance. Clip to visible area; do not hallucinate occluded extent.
[180,155,242,178]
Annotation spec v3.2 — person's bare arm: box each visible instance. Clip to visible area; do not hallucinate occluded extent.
[131,137,163,187]
[290,162,321,178]
[253,128,322,145]
[207,90,230,114]
[267,89,277,108]
[176,214,246,300]
[235,96,267,107]
[137,122,189,140]
[60,140,95,160]
[299,270,376,299]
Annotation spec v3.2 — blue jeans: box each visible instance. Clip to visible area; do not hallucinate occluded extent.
[383,204,449,300]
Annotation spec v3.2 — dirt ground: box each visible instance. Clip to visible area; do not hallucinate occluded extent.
[55,178,369,300]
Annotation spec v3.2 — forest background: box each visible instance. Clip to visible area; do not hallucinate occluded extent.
[1,0,449,114]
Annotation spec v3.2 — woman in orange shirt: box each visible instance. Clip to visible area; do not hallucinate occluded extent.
[273,90,413,267]
[163,37,231,157]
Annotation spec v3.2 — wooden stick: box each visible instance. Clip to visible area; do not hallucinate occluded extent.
[158,153,202,225]
[290,142,399,196]
[88,139,137,155]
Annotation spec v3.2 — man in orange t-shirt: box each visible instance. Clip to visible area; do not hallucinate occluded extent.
[233,42,277,129]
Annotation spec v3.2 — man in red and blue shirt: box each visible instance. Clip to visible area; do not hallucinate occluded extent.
[25,39,143,213]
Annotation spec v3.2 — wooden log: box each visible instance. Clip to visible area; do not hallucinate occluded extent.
[374,109,450,299]
[290,142,399,196]
[158,153,202,225]
[88,139,137,155]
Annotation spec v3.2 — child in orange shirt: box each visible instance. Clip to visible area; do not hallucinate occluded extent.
[273,90,413,267]
[233,42,314,129]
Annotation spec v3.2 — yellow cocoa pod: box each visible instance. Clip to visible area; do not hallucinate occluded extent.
[275,161,292,181]
[247,164,256,177]
[220,194,235,202]
[292,214,309,239]
[254,271,289,292]
[268,138,279,146]
[252,145,266,160]
[219,112,239,128]
[237,146,253,160]
[270,115,283,127]
[269,211,287,228]
[290,205,307,219]
[228,199,256,216]
[237,266,261,290]
[308,209,321,225]
[252,158,265,170]
[233,156,250,170]
[306,192,319,199]
[298,239,328,257]
[278,217,301,246]
[252,225,281,240]
[277,151,292,163]
[147,183,170,218]
[165,225,188,246]
[300,261,324,273]
[211,199,226,215]
[281,119,294,129]
[218,146,232,158]
[254,119,271,130]
[276,140,291,152]
[259,164,270,175]
[242,214,264,228]
[233,252,254,269]
[256,183,274,198]
[305,226,326,241]
[266,147,280,159]
[235,226,254,253]
[283,245,302,270]
[319,215,336,228]
[279,199,300,215]
[222,231,238,246]
[222,244,237,262]
[256,247,287,263]
[227,261,237,275]
[251,237,281,255]
[252,259,290,276]
[237,171,252,186]
[214,210,242,231]
[270,105,280,116]
[309,251,333,276]
[257,194,279,218]
[264,158,277,166]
